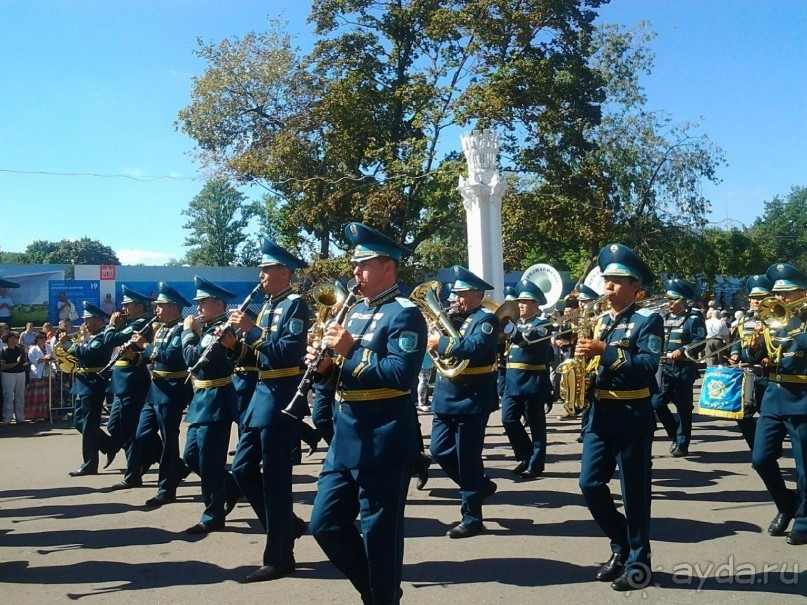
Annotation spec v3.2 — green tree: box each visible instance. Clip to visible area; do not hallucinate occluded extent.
[182,179,256,266]
[748,186,807,271]
[20,238,119,265]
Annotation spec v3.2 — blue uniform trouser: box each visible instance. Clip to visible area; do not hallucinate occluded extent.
[652,371,695,449]
[73,391,111,472]
[310,465,410,605]
[107,392,148,469]
[501,392,547,473]
[430,413,489,527]
[752,412,807,533]
[183,421,237,526]
[312,386,335,445]
[128,402,183,493]
[579,430,653,571]
[231,418,297,567]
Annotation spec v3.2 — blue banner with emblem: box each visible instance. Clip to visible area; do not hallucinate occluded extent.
[698,366,748,420]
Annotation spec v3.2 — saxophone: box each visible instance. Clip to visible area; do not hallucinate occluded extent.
[557,295,607,416]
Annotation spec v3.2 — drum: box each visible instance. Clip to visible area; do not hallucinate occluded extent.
[698,366,753,419]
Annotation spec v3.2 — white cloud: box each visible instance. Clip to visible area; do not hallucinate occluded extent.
[117,249,173,266]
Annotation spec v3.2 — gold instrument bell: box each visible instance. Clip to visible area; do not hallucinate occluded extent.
[410,280,469,378]
[53,331,82,374]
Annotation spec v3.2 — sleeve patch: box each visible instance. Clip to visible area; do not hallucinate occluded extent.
[122,326,134,335]
[201,334,214,347]
[170,336,181,347]
[399,331,418,353]
[648,335,662,354]
[288,319,304,335]
[481,322,494,335]
[90,340,102,350]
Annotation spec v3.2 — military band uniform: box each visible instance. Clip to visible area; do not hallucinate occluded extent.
[231,277,310,577]
[64,303,117,475]
[750,263,807,544]
[578,244,663,590]
[182,278,240,532]
[502,279,554,477]
[132,283,193,504]
[311,382,336,446]
[232,340,260,435]
[106,286,155,485]
[309,222,427,605]
[652,280,706,455]
[430,266,499,537]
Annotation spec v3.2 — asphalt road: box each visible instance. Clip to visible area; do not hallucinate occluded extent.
[1,404,805,604]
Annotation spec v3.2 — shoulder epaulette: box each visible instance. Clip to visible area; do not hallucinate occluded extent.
[395,297,416,309]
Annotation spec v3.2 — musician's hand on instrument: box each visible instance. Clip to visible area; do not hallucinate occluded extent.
[122,347,137,361]
[305,343,332,374]
[323,324,354,356]
[575,337,604,358]
[183,315,199,332]
[760,357,773,369]
[427,334,440,352]
[219,331,237,350]
[130,333,147,348]
[228,310,255,332]
[110,311,123,329]
[729,354,740,365]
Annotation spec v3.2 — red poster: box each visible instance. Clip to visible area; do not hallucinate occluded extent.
[100,265,116,280]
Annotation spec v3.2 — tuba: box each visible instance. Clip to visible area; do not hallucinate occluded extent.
[410,281,469,378]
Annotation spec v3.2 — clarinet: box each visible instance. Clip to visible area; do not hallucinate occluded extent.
[282,283,361,421]
[99,315,159,378]
[187,283,264,376]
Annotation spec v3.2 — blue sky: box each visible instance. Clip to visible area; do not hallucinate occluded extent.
[1,0,805,265]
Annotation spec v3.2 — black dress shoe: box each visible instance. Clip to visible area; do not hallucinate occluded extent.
[446,523,484,539]
[669,441,677,453]
[416,466,429,490]
[671,447,689,458]
[225,492,241,516]
[145,493,176,508]
[786,531,807,545]
[244,562,296,583]
[611,567,652,591]
[576,434,584,443]
[178,463,192,482]
[520,470,542,481]
[109,480,141,491]
[294,516,307,540]
[511,460,528,475]
[103,450,118,469]
[595,553,625,582]
[69,468,97,477]
[184,521,223,535]
[483,481,497,500]
[305,439,319,458]
[768,511,794,536]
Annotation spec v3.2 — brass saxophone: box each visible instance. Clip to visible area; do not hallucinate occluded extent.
[556,295,607,416]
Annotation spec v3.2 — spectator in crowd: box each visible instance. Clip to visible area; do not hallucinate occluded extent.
[20,322,37,350]
[1,330,28,424]
[417,348,434,413]
[703,309,729,366]
[50,319,73,349]
[26,332,53,422]
[101,293,116,316]
[58,292,78,322]
[42,322,54,341]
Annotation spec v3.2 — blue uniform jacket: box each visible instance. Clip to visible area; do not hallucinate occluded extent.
[241,288,309,428]
[143,318,192,408]
[324,286,427,471]
[182,314,238,424]
[756,313,807,416]
[505,314,554,396]
[107,313,154,398]
[65,330,116,397]
[588,302,664,435]
[431,306,499,415]
[660,308,706,382]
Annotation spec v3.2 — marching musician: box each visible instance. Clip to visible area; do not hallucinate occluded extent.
[575,243,663,591]
[651,278,706,457]
[226,239,310,583]
[749,263,807,545]
[307,222,426,605]
[497,286,518,400]
[180,277,241,535]
[502,279,554,480]
[128,282,194,508]
[106,286,156,490]
[727,274,774,450]
[428,265,499,539]
[61,302,117,476]
[564,284,600,443]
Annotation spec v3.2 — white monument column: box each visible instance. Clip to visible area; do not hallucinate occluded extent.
[458,129,509,302]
